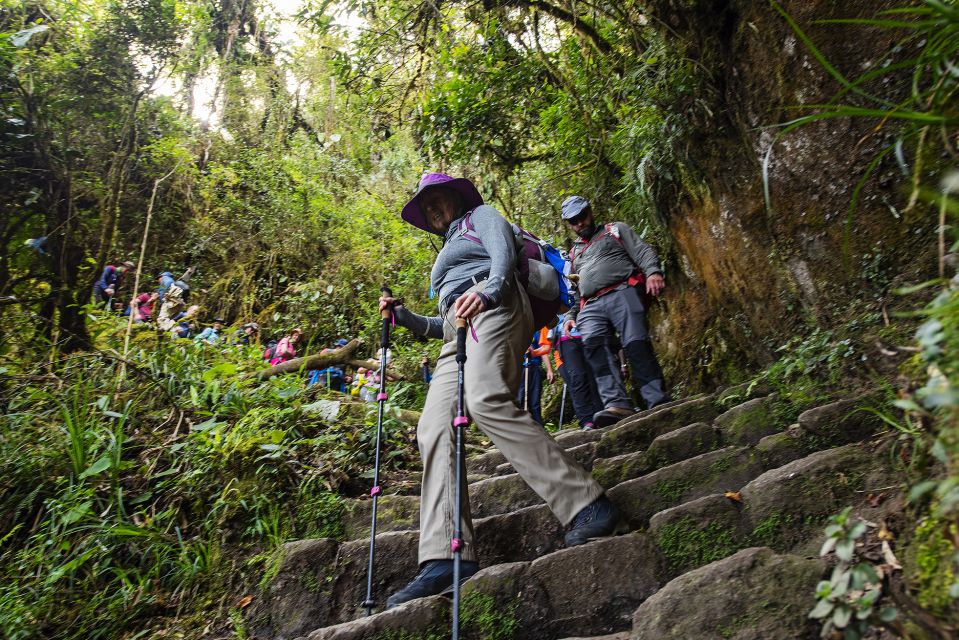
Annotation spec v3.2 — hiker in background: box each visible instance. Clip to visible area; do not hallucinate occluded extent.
[553,312,606,430]
[379,172,616,609]
[93,261,135,307]
[24,236,48,255]
[128,292,158,323]
[561,195,670,428]
[421,354,432,384]
[351,367,370,397]
[157,271,175,300]
[194,318,225,345]
[155,280,189,331]
[174,319,197,339]
[517,327,553,426]
[269,327,301,365]
[233,322,259,346]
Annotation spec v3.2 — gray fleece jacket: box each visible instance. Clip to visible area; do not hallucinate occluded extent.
[394,205,516,339]
[568,221,662,320]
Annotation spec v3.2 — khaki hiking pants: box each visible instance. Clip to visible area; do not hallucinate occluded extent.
[417,277,604,564]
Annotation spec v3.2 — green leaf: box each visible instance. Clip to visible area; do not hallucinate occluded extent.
[821,537,838,557]
[832,604,853,628]
[61,500,92,524]
[849,521,868,540]
[908,480,938,502]
[836,538,855,562]
[79,456,112,478]
[879,607,898,622]
[809,598,834,619]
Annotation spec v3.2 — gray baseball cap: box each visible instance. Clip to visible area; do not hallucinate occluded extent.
[561,195,590,220]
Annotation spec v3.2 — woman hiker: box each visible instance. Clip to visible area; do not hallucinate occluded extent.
[378,172,619,609]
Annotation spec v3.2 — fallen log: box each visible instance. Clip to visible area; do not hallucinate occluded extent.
[255,340,362,380]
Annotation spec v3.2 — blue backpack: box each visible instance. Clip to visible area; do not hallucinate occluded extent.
[459,207,575,329]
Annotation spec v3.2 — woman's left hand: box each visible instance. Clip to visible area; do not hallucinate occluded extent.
[454,291,486,320]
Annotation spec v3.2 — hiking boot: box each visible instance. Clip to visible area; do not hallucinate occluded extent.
[592,406,636,429]
[385,559,480,609]
[580,421,595,431]
[565,495,620,547]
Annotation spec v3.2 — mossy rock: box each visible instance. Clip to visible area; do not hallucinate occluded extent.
[796,393,885,445]
[902,515,959,623]
[714,395,783,446]
[607,446,764,528]
[649,494,749,577]
[591,450,651,489]
[631,547,823,639]
[645,421,721,469]
[740,443,896,553]
[474,504,564,566]
[754,425,821,469]
[250,538,340,640]
[341,495,420,541]
[527,534,664,639]
[595,395,721,458]
[470,473,543,518]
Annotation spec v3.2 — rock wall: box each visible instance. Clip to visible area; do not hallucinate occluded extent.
[645,0,935,388]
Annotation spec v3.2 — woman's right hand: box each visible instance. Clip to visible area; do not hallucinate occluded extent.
[378,295,396,314]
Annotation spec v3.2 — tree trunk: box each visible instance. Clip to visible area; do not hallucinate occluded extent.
[256,339,372,379]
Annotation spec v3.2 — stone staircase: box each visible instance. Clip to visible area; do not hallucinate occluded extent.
[247,384,901,640]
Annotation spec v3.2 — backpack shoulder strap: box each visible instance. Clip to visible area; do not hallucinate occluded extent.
[458,210,482,245]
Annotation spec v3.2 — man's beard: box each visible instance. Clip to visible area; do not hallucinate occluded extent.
[575,223,597,239]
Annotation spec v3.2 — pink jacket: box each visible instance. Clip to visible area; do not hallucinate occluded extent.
[269,337,297,366]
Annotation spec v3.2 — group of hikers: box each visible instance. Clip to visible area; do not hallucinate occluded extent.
[375,172,669,609]
[91,265,397,399]
[95,171,670,614]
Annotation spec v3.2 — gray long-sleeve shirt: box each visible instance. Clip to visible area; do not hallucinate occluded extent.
[394,204,516,339]
[568,221,662,320]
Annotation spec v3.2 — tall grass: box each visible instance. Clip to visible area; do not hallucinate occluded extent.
[766,0,958,263]
[0,318,422,638]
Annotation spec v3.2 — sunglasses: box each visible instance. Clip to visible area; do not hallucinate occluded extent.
[566,210,590,225]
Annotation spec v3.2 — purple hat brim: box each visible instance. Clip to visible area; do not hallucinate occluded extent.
[401,173,484,233]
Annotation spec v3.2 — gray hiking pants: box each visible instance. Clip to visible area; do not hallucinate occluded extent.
[417,278,604,564]
[576,286,668,410]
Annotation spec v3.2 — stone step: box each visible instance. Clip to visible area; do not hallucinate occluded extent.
[593,395,722,459]
[607,446,765,529]
[254,389,889,639]
[630,547,824,640]
[645,441,899,578]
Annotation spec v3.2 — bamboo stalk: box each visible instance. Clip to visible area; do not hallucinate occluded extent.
[116,164,180,391]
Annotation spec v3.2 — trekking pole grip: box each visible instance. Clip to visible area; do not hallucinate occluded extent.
[454,317,467,363]
[380,285,394,320]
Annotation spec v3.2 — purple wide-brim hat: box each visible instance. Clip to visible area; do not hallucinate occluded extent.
[401,172,484,233]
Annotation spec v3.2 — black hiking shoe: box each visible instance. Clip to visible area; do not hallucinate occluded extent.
[385,559,480,609]
[564,495,620,547]
[592,407,636,429]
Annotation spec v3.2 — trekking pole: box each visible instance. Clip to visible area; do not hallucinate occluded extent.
[362,285,394,616]
[559,382,568,428]
[523,353,530,411]
[450,318,469,640]
[451,316,470,640]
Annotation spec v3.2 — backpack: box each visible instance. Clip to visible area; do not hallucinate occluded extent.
[173,279,190,302]
[263,339,278,361]
[459,207,575,329]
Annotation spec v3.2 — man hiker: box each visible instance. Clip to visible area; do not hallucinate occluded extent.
[552,312,606,430]
[194,318,224,345]
[517,326,553,425]
[93,261,135,306]
[378,172,618,610]
[562,195,670,428]
[233,322,259,345]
